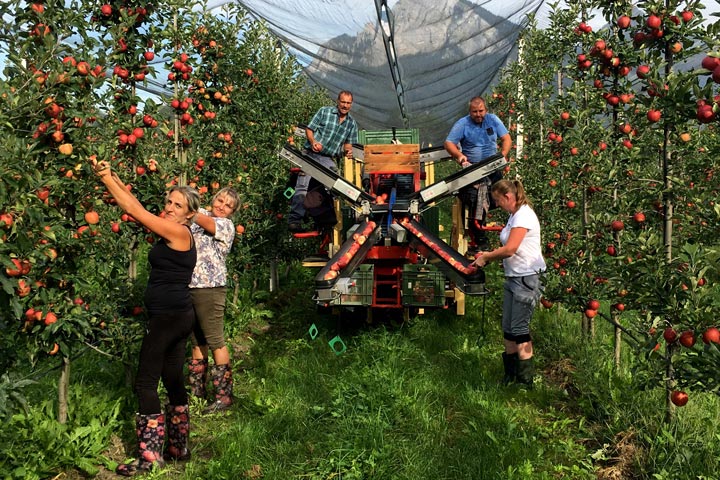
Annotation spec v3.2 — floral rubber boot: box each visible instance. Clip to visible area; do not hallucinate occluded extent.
[116,413,166,476]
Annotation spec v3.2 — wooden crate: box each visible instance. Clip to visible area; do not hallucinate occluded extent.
[363,144,420,174]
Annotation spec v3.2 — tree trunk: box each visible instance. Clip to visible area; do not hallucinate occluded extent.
[665,342,677,423]
[233,278,240,306]
[614,314,622,370]
[58,356,70,424]
[269,259,279,292]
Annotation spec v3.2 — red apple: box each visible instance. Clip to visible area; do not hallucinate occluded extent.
[606,245,617,256]
[617,15,631,29]
[701,56,720,72]
[702,327,720,345]
[646,14,662,29]
[681,11,694,23]
[663,327,678,343]
[647,109,662,123]
[584,309,597,318]
[5,258,23,277]
[670,390,688,407]
[611,220,624,231]
[44,311,58,326]
[679,330,695,348]
[606,94,620,106]
[0,212,12,228]
[84,211,100,225]
[712,66,720,84]
[587,299,600,311]
[633,212,646,223]
[76,61,90,76]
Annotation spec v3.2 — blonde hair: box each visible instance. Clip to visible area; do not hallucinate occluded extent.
[212,187,239,214]
[168,186,201,215]
[491,179,531,208]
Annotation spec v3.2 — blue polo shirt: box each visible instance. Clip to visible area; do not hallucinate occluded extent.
[446,113,508,163]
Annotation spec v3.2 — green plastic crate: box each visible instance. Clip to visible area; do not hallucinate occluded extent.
[401,264,445,307]
[358,128,419,145]
[339,264,373,306]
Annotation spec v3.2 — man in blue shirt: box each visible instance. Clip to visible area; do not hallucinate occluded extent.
[445,96,511,252]
[289,91,358,232]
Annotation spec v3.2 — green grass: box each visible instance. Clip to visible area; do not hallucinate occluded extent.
[3,263,720,479]
[177,267,599,479]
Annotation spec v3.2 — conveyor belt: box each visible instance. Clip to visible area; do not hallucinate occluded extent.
[314,221,380,301]
[418,146,453,163]
[410,153,507,205]
[399,218,486,295]
[279,144,375,205]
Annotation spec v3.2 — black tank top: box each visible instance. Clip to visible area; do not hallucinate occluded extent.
[144,229,197,315]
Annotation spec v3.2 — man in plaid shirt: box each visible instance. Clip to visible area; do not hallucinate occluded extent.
[289,91,358,232]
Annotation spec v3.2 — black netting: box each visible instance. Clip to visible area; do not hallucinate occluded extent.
[226,0,547,146]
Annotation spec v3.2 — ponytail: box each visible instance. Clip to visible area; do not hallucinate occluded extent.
[491,178,532,208]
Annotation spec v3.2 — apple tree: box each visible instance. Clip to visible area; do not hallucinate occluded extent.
[488,0,720,415]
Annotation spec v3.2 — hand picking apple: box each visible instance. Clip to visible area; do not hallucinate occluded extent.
[90,157,111,177]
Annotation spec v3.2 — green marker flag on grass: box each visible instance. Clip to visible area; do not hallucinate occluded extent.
[308,323,319,340]
[328,336,346,355]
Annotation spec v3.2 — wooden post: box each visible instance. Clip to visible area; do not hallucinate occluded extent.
[451,198,467,254]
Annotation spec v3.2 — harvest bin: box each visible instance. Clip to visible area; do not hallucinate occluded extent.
[339,264,373,306]
[402,264,445,307]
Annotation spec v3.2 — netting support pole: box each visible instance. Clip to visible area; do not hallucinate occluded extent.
[374,0,409,128]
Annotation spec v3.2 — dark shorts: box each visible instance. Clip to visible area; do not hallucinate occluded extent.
[502,274,542,337]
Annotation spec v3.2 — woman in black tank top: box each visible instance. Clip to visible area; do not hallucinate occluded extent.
[92,159,200,476]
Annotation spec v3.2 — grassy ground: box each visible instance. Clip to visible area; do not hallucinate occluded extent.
[177,275,598,479]
[8,263,720,479]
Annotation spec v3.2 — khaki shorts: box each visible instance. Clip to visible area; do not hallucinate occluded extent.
[190,287,227,350]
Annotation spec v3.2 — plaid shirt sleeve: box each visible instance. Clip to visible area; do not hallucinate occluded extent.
[306,107,358,157]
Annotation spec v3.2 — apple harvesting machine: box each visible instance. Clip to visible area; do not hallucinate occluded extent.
[280,136,507,319]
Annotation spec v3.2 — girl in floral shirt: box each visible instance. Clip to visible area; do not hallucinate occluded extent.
[187,187,239,413]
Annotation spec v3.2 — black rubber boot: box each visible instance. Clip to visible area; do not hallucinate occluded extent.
[516,357,535,389]
[164,404,191,461]
[502,352,518,385]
